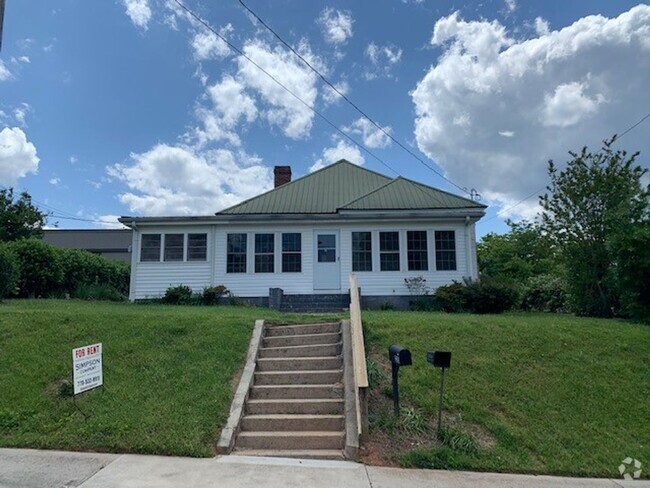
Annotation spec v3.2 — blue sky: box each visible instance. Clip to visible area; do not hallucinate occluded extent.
[1,0,648,236]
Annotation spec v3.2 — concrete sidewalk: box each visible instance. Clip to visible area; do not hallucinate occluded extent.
[1,448,647,488]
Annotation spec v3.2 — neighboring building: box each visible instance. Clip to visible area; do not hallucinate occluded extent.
[119,160,486,308]
[43,229,132,263]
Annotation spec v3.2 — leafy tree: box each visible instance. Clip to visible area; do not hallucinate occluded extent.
[477,219,557,283]
[0,188,48,241]
[0,244,20,299]
[540,137,650,318]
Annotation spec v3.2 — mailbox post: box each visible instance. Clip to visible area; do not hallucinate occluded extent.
[427,351,451,433]
[388,344,412,416]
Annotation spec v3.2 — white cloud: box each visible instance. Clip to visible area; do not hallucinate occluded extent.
[364,43,403,80]
[318,8,354,45]
[310,139,365,172]
[18,56,31,64]
[95,215,128,229]
[534,17,550,36]
[191,24,232,61]
[107,144,272,215]
[49,177,61,186]
[121,0,152,30]
[69,155,78,164]
[322,80,349,105]
[504,0,516,14]
[0,60,12,81]
[0,127,40,186]
[236,40,321,139]
[344,118,392,149]
[13,103,32,126]
[411,5,650,220]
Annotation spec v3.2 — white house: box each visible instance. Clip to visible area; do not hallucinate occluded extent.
[118,160,486,308]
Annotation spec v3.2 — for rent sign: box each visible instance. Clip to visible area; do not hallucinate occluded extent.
[72,343,103,395]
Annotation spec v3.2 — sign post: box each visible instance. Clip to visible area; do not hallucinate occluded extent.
[72,343,103,395]
[427,351,451,434]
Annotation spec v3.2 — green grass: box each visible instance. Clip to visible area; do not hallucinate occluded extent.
[0,299,342,456]
[363,311,650,478]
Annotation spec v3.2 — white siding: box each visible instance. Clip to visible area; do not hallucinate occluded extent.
[129,219,479,300]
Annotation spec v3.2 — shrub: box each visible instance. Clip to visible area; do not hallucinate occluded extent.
[434,282,468,313]
[9,239,63,297]
[58,249,130,296]
[202,285,229,305]
[162,285,194,305]
[519,274,568,312]
[465,279,518,314]
[73,283,125,302]
[0,245,20,299]
[404,276,430,296]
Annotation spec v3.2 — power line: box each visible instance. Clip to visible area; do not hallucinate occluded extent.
[173,0,402,178]
[237,0,473,197]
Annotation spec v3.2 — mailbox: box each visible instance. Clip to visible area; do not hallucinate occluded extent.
[389,344,412,367]
[427,351,451,369]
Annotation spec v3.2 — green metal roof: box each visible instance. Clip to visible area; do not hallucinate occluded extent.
[218,160,485,215]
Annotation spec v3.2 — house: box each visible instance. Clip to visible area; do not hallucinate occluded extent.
[43,229,132,263]
[118,160,486,308]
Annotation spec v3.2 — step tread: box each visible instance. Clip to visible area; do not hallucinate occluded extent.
[266,323,340,330]
[255,369,342,375]
[257,356,341,361]
[232,449,344,459]
[259,342,342,351]
[242,414,344,420]
[238,431,344,438]
[252,384,342,389]
[247,398,343,404]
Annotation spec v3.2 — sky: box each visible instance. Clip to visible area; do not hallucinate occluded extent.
[0,0,649,237]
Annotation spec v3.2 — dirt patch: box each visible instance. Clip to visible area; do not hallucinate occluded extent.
[45,378,73,399]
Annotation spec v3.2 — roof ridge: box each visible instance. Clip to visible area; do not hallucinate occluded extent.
[397,176,487,208]
[216,159,390,215]
[338,178,399,210]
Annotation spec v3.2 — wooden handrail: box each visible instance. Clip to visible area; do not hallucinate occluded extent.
[349,273,369,438]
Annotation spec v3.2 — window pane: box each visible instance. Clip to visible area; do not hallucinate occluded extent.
[380,232,399,251]
[282,253,301,272]
[255,234,274,273]
[255,234,274,253]
[318,235,335,249]
[164,234,184,262]
[352,232,372,272]
[227,234,247,253]
[187,233,207,261]
[380,253,400,271]
[407,231,428,271]
[318,249,336,263]
[282,233,301,252]
[435,231,457,271]
[227,254,247,273]
[227,234,247,273]
[255,255,274,273]
[141,234,161,262]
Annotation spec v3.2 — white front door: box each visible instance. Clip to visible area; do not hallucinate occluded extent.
[313,231,340,291]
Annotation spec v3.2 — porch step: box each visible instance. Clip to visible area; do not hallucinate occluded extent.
[254,370,342,385]
[262,332,341,348]
[240,414,345,432]
[236,431,344,450]
[256,356,342,371]
[246,399,344,415]
[258,343,342,358]
[249,384,343,400]
[232,449,344,460]
[265,323,341,337]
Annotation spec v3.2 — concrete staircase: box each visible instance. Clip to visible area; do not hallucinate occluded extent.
[279,294,350,313]
[233,322,345,459]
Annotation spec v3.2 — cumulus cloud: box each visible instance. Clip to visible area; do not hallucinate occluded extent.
[364,43,403,80]
[322,80,349,105]
[191,23,232,61]
[344,118,392,149]
[310,139,365,172]
[0,127,40,186]
[318,8,354,45]
[121,0,151,30]
[0,60,12,81]
[504,0,516,14]
[13,103,32,126]
[412,6,650,219]
[107,144,272,215]
[49,177,61,186]
[95,215,128,229]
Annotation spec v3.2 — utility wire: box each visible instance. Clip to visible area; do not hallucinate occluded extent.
[237,0,473,196]
[173,0,402,178]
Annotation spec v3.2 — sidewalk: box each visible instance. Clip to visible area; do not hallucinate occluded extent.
[1,448,647,488]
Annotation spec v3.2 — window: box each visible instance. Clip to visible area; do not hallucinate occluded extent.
[164,234,184,261]
[379,231,400,271]
[227,234,247,273]
[352,232,372,272]
[187,233,207,261]
[435,230,457,270]
[141,234,161,262]
[255,233,275,273]
[407,231,428,271]
[282,233,301,272]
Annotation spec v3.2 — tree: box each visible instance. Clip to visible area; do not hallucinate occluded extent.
[0,188,48,241]
[477,219,557,283]
[540,137,650,318]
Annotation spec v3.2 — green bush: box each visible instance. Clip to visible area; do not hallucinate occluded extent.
[519,274,568,313]
[73,283,126,302]
[0,245,20,299]
[202,285,228,305]
[58,249,130,296]
[465,279,518,314]
[162,285,194,305]
[8,239,63,297]
[433,282,468,313]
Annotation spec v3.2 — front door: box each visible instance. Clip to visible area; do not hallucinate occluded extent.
[313,231,340,291]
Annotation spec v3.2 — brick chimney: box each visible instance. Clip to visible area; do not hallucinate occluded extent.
[274,166,292,188]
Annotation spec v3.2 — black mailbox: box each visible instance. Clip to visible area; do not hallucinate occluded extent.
[427,351,451,369]
[389,344,412,366]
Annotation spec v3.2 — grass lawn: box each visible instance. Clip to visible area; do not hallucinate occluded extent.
[0,300,342,457]
[361,311,650,478]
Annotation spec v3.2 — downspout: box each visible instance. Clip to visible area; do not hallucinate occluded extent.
[128,221,138,301]
[464,216,473,280]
